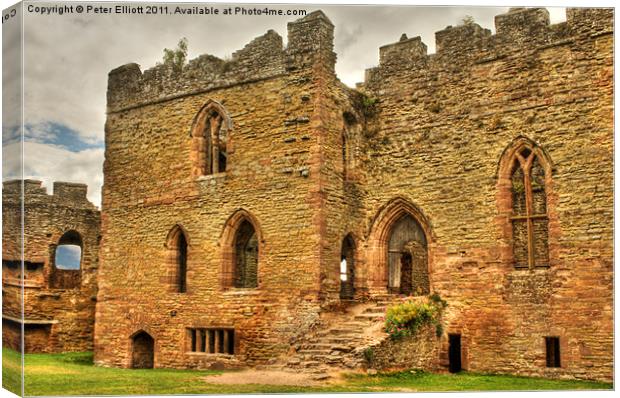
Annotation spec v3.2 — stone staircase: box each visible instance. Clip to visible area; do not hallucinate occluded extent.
[280,296,398,375]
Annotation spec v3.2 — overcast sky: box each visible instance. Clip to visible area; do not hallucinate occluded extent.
[2,1,573,207]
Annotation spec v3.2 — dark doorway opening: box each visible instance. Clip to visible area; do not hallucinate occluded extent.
[340,235,355,300]
[132,331,154,369]
[448,334,462,373]
[399,253,413,295]
[387,214,428,296]
[545,336,561,368]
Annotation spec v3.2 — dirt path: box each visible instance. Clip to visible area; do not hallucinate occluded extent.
[203,369,340,386]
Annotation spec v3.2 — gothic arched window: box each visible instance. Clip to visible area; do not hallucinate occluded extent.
[233,220,258,288]
[221,210,262,290]
[190,101,232,177]
[508,144,550,268]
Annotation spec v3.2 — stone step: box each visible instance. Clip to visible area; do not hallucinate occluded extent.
[286,358,302,365]
[309,354,348,364]
[302,343,354,352]
[317,328,362,337]
[317,328,345,335]
[299,360,321,368]
[322,336,366,344]
[299,349,332,355]
[340,321,369,327]
[300,342,334,349]
[363,306,386,313]
[279,300,397,371]
[354,313,384,321]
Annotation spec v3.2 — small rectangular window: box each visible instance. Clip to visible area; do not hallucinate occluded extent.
[208,330,215,353]
[545,336,561,367]
[190,329,197,352]
[227,330,235,355]
[217,330,225,353]
[187,328,234,355]
[199,329,206,353]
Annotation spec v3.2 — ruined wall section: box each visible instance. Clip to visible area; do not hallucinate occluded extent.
[96,11,340,368]
[359,7,612,381]
[2,179,100,352]
[314,82,374,304]
[107,29,286,113]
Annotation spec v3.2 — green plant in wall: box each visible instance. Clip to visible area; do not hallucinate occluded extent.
[363,347,375,365]
[361,95,378,118]
[384,294,448,340]
[160,37,188,73]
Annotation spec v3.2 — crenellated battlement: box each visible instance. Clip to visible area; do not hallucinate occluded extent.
[2,179,47,196]
[364,7,613,86]
[2,179,96,209]
[52,182,89,202]
[107,10,335,113]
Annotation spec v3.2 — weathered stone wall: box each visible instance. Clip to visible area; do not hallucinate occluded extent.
[95,11,336,369]
[2,319,22,351]
[367,325,441,371]
[96,7,613,382]
[2,179,101,352]
[350,7,613,381]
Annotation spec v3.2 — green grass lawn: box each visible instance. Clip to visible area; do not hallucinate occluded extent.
[2,348,612,396]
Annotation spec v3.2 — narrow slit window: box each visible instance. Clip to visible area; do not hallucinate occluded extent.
[199,330,206,353]
[217,330,225,353]
[208,330,215,353]
[190,329,197,352]
[227,330,235,355]
[166,226,188,293]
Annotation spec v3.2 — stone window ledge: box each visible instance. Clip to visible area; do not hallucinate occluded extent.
[2,279,43,288]
[222,288,261,296]
[197,173,227,183]
[513,264,551,270]
[185,352,235,358]
[2,315,58,325]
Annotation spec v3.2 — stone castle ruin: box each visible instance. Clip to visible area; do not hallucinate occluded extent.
[2,7,612,382]
[2,180,100,353]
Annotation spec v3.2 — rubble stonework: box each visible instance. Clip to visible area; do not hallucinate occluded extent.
[2,180,101,353]
[95,8,613,382]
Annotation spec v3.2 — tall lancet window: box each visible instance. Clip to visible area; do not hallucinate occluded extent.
[509,145,549,268]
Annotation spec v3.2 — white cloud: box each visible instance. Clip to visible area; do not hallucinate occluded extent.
[3,141,104,207]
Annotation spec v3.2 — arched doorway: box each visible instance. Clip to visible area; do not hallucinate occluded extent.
[131,331,154,369]
[340,235,355,300]
[387,214,429,295]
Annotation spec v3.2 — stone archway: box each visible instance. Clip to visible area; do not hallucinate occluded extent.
[387,215,428,295]
[131,331,154,369]
[367,198,433,296]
